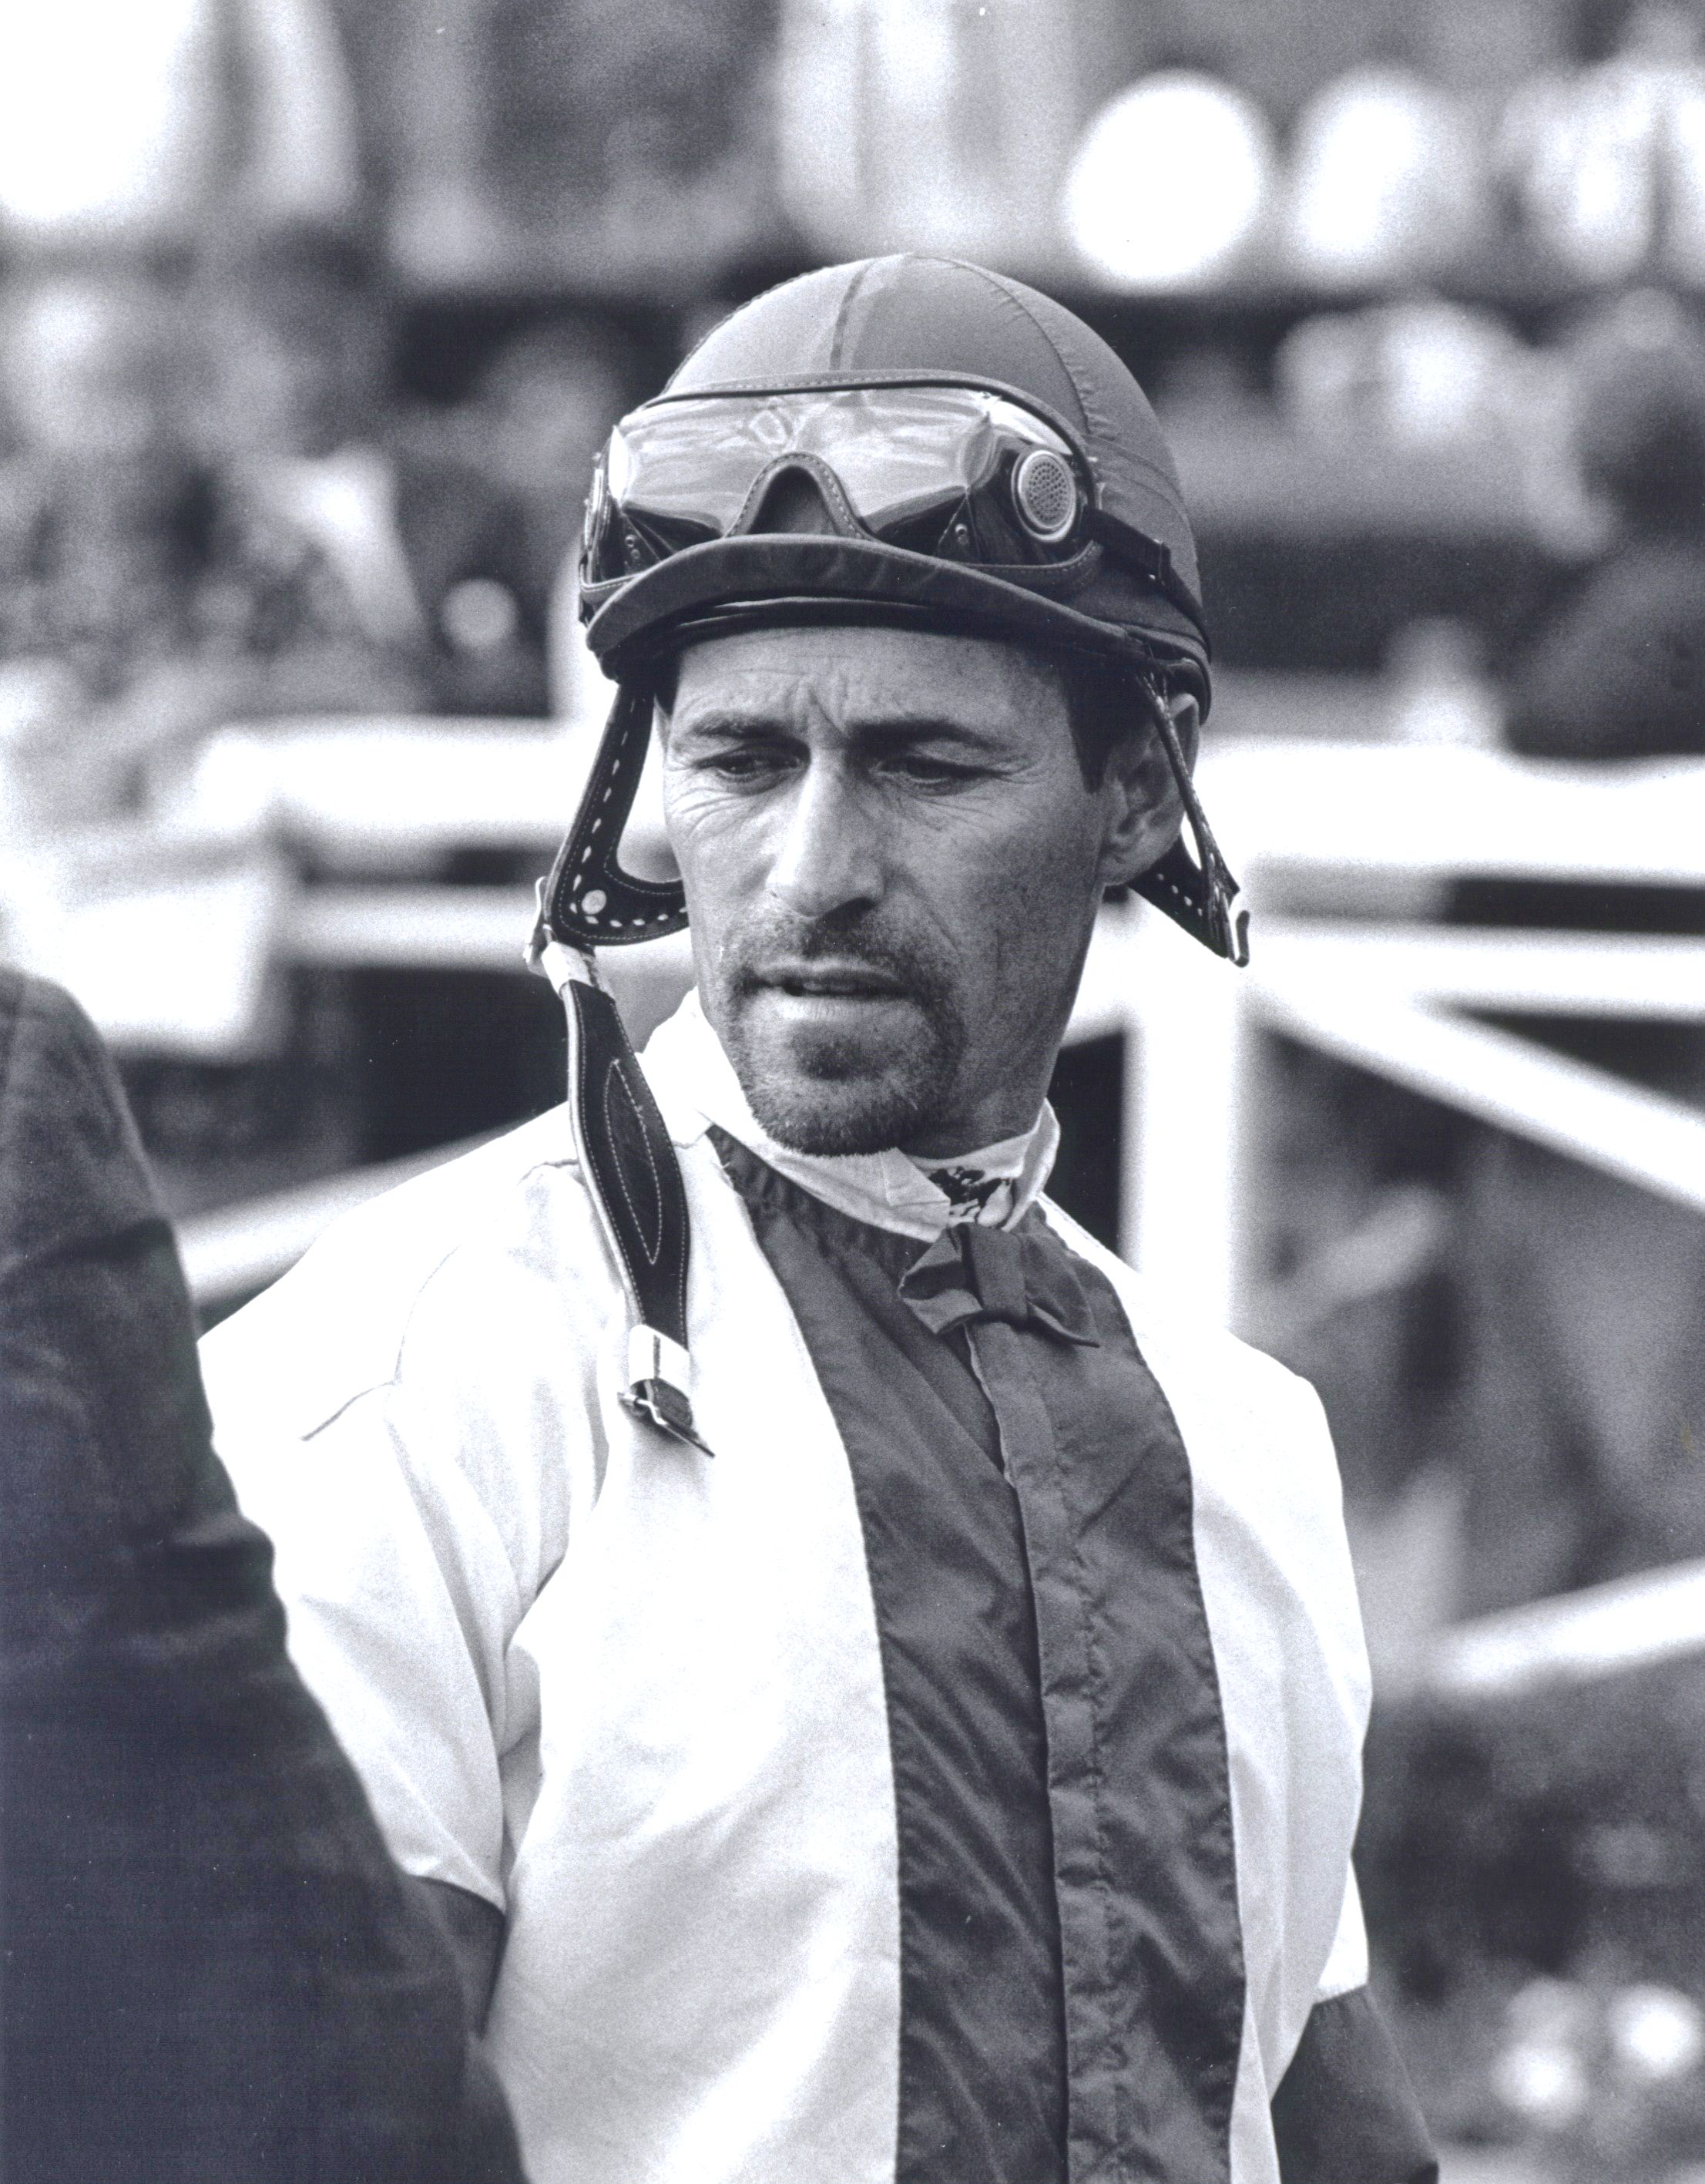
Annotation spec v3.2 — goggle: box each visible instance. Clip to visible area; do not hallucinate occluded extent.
[579,381,1205,637]
[568,379,1243,969]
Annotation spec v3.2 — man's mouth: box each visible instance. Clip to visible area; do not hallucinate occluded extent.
[750,961,910,1001]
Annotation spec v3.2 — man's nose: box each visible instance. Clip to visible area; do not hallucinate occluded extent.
[765,760,882,919]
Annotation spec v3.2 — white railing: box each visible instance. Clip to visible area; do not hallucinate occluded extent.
[1425,1557,1705,1702]
[1119,739,1705,1327]
[169,731,1705,1701]
[1119,912,1705,1329]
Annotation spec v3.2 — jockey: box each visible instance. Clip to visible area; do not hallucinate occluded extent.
[203,255,1435,2184]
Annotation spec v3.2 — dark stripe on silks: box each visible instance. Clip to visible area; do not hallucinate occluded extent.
[945,1227,1244,2183]
[715,1134,1067,2184]
[1270,1989,1438,2184]
[713,1135,1245,2184]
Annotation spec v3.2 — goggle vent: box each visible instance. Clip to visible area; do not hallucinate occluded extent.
[1012,447,1079,543]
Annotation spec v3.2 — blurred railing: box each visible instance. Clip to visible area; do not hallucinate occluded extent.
[1124,740,1705,1322]
[143,727,1705,1695]
[1427,1557,1705,1702]
[163,728,1705,1309]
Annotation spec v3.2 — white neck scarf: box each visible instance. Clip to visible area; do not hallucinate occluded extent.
[642,988,1059,1244]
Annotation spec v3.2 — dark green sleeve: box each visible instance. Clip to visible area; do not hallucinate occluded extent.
[0,969,525,2184]
[1271,1987,1438,2184]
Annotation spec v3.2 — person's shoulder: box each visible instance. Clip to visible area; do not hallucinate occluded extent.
[1,966,104,1076]
[0,969,159,1235]
[199,1104,606,1441]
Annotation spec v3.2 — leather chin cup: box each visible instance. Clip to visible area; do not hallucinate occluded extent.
[1130,680,1251,969]
[535,669,1250,969]
[541,680,689,950]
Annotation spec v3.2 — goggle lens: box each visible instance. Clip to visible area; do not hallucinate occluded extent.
[583,385,1089,586]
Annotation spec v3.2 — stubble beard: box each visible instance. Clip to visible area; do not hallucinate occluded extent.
[706,919,969,1157]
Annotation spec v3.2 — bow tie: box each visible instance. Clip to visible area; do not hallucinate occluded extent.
[898,1221,1100,1348]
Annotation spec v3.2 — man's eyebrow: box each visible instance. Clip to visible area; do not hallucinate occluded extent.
[849,714,998,745]
[670,707,1002,744]
[666,707,787,739]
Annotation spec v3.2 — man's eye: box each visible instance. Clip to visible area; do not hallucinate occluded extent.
[884,753,969,787]
[697,748,792,782]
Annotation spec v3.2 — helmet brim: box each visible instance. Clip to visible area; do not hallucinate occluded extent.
[582,534,1210,707]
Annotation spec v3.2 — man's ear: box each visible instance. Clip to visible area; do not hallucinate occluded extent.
[1096,691,1200,890]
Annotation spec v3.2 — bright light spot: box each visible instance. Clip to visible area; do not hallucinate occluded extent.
[441,579,521,656]
[0,0,213,234]
[1062,72,1274,292]
[1492,2040,1590,2125]
[1287,67,1478,285]
[1609,1985,1705,2084]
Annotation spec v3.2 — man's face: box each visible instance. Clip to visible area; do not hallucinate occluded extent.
[660,623,1183,1158]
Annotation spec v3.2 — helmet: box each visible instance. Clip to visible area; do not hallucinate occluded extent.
[538,254,1247,971]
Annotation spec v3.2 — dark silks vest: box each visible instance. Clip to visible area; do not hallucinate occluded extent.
[713,1132,1435,2184]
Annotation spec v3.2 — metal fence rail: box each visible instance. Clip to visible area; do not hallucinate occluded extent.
[168,734,1705,1695]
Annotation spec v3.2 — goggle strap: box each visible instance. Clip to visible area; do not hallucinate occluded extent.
[1133,676,1251,968]
[1079,511,1210,647]
[539,681,689,951]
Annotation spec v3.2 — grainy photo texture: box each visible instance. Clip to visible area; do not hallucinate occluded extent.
[8,7,1705,2182]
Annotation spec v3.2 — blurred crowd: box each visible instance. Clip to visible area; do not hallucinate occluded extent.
[15,0,1705,832]
[0,0,663,864]
[0,238,626,832]
[1049,2,1705,294]
[0,0,646,1211]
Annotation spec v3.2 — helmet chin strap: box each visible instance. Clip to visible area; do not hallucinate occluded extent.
[528,680,707,1457]
[1129,676,1250,969]
[525,926,711,1457]
[540,680,687,951]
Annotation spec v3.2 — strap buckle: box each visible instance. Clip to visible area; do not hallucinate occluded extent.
[529,902,712,1459]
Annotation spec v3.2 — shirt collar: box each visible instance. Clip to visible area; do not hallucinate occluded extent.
[641,987,1059,1243]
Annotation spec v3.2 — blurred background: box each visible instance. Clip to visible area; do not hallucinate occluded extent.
[11,0,1705,2172]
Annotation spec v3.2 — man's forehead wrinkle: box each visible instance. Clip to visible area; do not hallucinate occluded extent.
[672,626,1056,721]
[672,660,1036,748]
[670,672,843,743]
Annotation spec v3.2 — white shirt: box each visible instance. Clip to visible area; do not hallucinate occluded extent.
[201,992,1371,2184]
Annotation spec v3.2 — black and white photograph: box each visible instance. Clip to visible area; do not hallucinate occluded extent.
[9,4,1705,2179]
